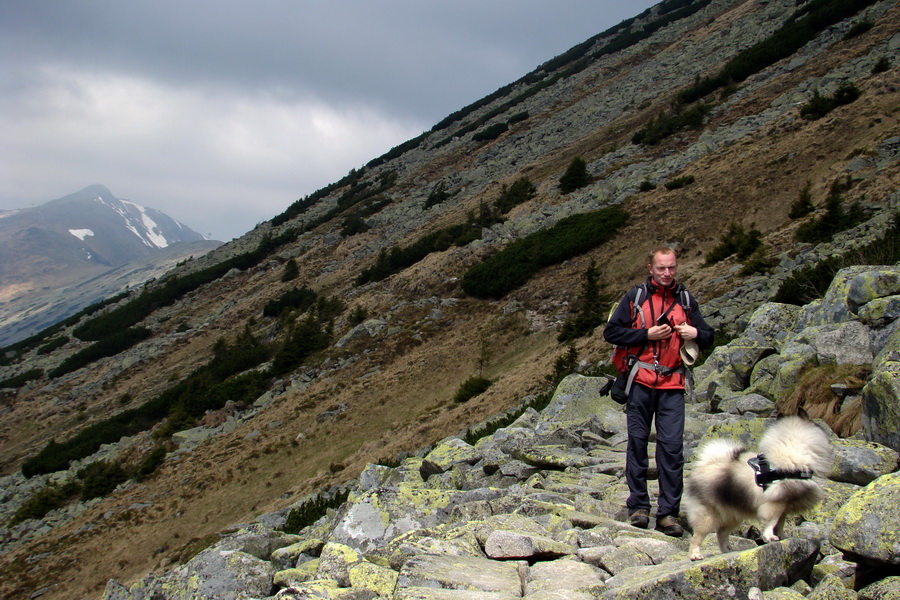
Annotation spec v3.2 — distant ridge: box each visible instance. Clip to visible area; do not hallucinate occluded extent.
[0,184,220,345]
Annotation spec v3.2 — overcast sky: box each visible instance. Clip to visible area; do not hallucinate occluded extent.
[0,1,657,241]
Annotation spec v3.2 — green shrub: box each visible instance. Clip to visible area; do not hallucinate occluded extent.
[559,157,591,193]
[775,212,900,305]
[795,189,864,244]
[356,208,502,286]
[704,223,764,265]
[0,368,43,389]
[281,258,299,282]
[872,56,891,74]
[453,376,493,403]
[632,103,710,145]
[348,306,368,326]
[789,181,815,219]
[495,177,536,214]
[8,481,82,526]
[738,247,776,276]
[281,488,350,534]
[263,287,318,319]
[665,175,696,190]
[424,181,452,209]
[38,337,68,355]
[340,214,370,237]
[800,83,861,120]
[49,326,152,378]
[558,260,611,342]
[462,207,628,299]
[639,180,657,192]
[507,111,529,124]
[473,123,508,142]
[77,460,128,500]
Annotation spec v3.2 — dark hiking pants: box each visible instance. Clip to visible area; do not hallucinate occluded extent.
[625,383,685,518]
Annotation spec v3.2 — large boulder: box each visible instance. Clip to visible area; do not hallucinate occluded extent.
[830,472,900,567]
[328,481,462,554]
[601,538,819,599]
[815,267,900,325]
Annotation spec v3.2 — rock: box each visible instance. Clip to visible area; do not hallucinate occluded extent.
[396,554,523,595]
[484,529,574,560]
[524,558,607,596]
[602,538,819,599]
[830,472,900,567]
[830,440,899,486]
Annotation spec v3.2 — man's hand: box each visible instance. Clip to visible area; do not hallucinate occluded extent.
[675,323,698,340]
[647,324,673,340]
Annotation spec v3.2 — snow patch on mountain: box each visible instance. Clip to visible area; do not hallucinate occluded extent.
[69,229,95,241]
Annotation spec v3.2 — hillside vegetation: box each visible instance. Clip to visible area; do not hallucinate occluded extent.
[0,0,898,598]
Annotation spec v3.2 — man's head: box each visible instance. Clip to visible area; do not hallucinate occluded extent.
[648,246,677,287]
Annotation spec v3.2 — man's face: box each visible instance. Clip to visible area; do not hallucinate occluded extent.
[649,252,677,287]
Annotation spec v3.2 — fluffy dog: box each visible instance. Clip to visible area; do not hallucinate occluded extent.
[683,412,834,560]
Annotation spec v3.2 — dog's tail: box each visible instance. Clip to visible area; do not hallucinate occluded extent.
[692,438,745,466]
[759,416,834,475]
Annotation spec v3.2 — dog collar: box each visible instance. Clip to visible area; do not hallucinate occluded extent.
[748,454,813,490]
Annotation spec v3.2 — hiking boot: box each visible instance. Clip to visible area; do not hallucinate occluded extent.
[655,515,684,537]
[629,509,650,529]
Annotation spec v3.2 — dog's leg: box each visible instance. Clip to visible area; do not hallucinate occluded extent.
[716,529,732,554]
[689,530,707,561]
[758,502,785,543]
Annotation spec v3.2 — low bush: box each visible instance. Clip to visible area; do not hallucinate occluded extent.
[263,287,318,318]
[0,368,43,389]
[356,208,502,286]
[795,189,864,244]
[665,175,696,190]
[281,488,350,534]
[48,327,152,378]
[8,481,82,526]
[453,376,493,403]
[704,223,763,266]
[872,57,891,74]
[775,212,900,305]
[789,181,815,219]
[424,181,452,209]
[632,103,710,146]
[77,460,128,500]
[799,83,861,120]
[639,180,657,192]
[559,157,591,194]
[462,207,628,299]
[495,177,536,214]
[472,123,508,142]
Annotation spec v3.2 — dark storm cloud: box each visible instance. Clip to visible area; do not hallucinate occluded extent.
[0,1,656,240]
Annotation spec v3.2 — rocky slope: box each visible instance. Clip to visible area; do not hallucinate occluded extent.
[101,264,900,599]
[0,0,899,598]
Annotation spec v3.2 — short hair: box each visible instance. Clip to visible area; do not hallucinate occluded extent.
[648,246,677,266]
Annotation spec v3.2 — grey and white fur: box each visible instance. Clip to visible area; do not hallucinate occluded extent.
[683,412,834,560]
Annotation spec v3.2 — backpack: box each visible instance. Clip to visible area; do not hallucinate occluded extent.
[606,283,693,403]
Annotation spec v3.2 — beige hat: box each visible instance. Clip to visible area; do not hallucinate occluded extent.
[680,339,700,366]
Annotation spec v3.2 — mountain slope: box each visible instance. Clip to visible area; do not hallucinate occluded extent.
[0,184,219,345]
[0,1,898,598]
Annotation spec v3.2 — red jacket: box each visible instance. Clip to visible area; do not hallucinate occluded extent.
[603,278,714,390]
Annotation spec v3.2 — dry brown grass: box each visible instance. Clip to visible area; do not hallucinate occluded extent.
[777,363,871,437]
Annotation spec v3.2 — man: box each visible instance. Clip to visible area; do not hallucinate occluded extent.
[603,246,714,536]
